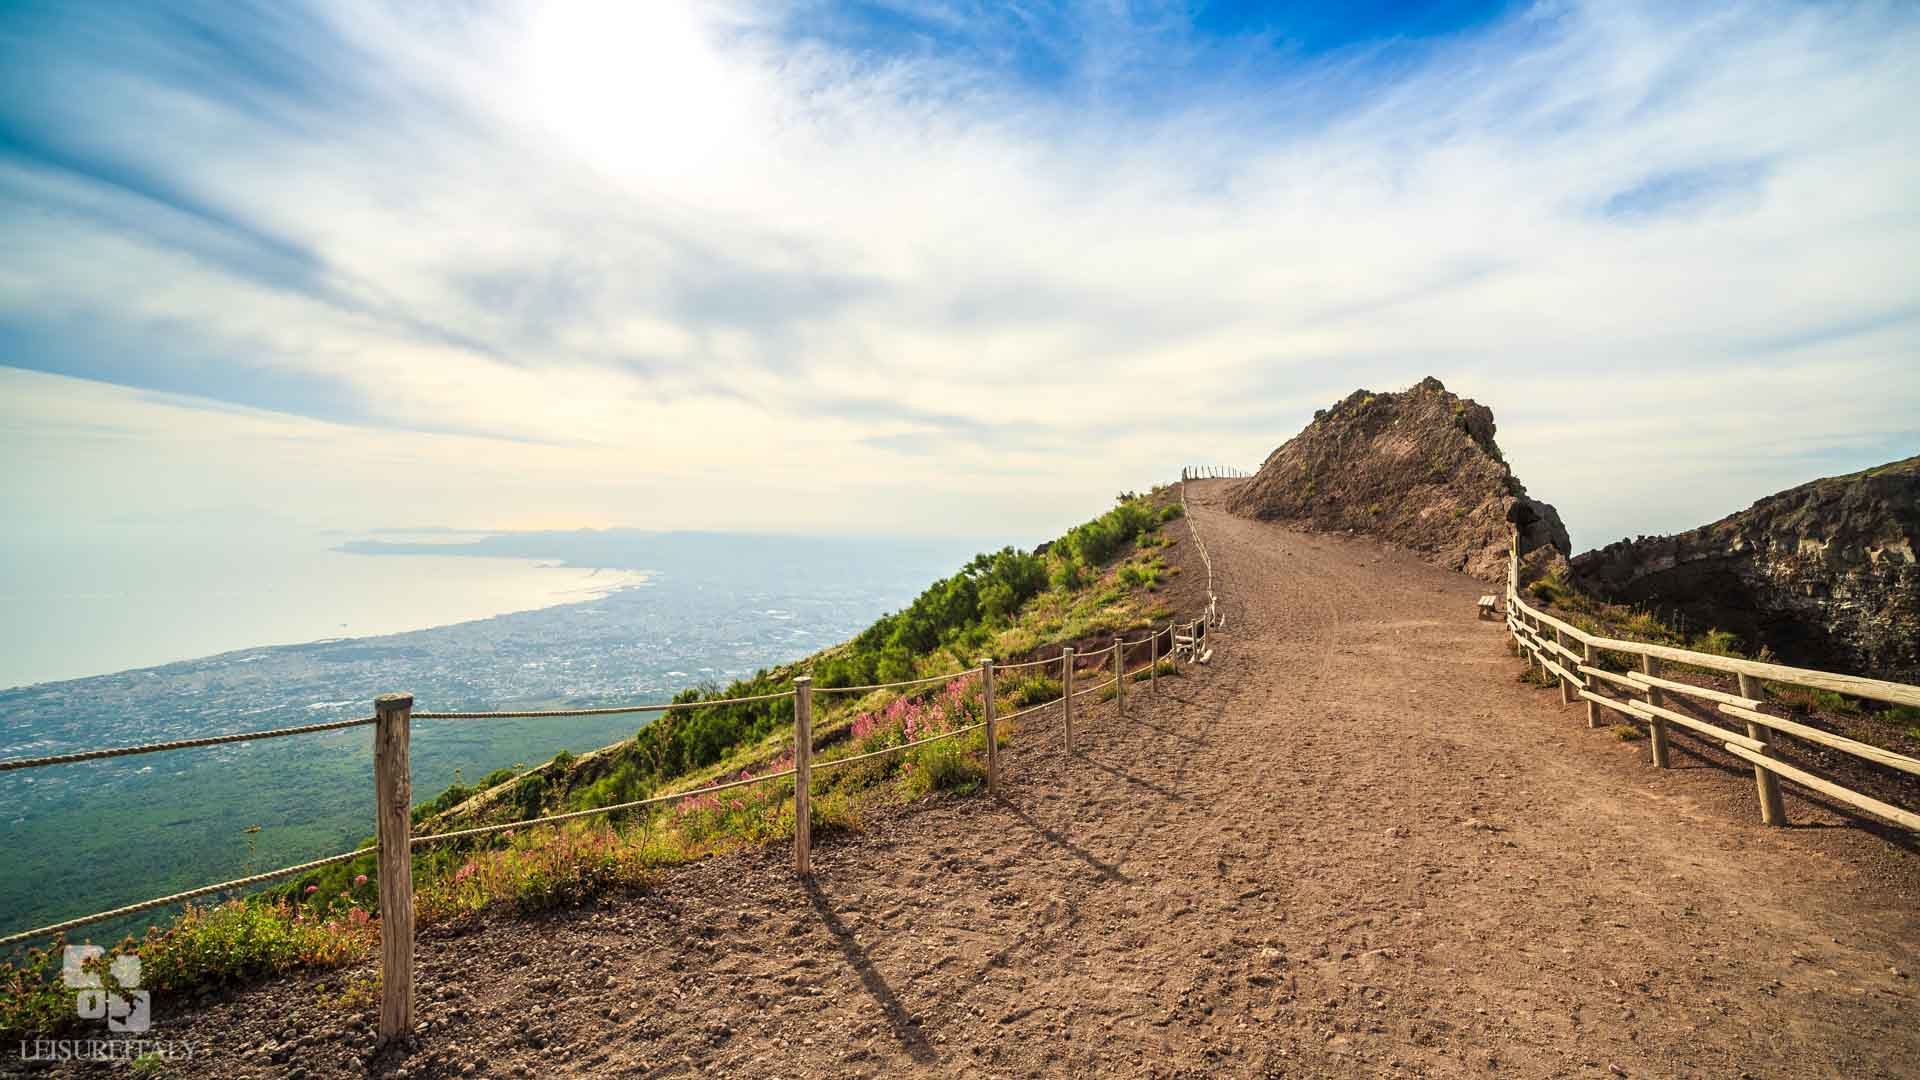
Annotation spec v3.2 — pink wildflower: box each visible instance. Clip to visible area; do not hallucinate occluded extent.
[304,884,319,895]
[353,874,368,887]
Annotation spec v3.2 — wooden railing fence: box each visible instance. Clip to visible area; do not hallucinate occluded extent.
[1503,525,1920,834]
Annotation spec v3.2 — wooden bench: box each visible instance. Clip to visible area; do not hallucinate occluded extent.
[1477,594,1499,619]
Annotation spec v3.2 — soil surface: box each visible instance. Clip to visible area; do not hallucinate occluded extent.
[23,480,1918,1078]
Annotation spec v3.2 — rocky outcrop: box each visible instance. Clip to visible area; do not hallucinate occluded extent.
[1570,456,1920,681]
[1226,377,1568,582]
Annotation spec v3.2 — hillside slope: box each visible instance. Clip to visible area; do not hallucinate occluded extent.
[1571,455,1920,681]
[411,488,1207,839]
[126,482,1919,1078]
[1227,377,1567,582]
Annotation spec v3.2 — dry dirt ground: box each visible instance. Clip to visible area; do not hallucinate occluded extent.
[26,481,1918,1078]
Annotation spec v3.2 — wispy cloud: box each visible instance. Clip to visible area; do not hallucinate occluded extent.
[1,0,1916,549]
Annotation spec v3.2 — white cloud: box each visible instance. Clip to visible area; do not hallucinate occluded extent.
[0,0,1916,551]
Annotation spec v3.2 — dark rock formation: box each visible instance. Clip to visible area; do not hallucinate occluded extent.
[1227,377,1568,582]
[1570,456,1920,681]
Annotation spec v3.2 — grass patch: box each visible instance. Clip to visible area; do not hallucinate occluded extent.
[900,736,987,799]
[1130,659,1180,682]
[2,896,378,1039]
[1517,664,1555,688]
[1610,723,1645,742]
[1006,674,1062,708]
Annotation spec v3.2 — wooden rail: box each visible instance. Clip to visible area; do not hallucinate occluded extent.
[1502,525,1920,834]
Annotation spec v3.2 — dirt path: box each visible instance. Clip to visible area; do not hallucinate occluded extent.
[72,482,1918,1078]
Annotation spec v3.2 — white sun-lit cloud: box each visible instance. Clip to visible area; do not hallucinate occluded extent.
[1,0,1916,551]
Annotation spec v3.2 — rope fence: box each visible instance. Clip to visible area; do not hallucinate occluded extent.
[0,715,378,772]
[810,722,990,776]
[2,478,1240,1042]
[0,849,368,949]
[808,669,973,695]
[409,767,803,847]
[1180,468,1228,634]
[411,687,798,721]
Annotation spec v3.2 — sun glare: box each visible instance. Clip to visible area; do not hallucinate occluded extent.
[522,4,750,183]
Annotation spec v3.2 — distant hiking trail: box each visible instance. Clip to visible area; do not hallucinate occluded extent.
[126,481,1919,1079]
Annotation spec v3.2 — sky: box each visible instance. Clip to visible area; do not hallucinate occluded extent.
[2,0,1918,554]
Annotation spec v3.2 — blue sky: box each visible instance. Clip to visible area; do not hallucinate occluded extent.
[1,0,1917,550]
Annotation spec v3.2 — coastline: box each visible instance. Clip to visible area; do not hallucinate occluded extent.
[0,549,651,693]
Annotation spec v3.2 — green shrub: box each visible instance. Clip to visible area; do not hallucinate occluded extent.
[1688,628,1743,658]
[1050,558,1086,592]
[1007,675,1062,708]
[0,944,71,1038]
[418,825,654,920]
[413,781,474,824]
[1132,659,1178,682]
[1059,496,1158,567]
[134,899,373,993]
[901,738,985,799]
[810,789,863,838]
[511,772,548,820]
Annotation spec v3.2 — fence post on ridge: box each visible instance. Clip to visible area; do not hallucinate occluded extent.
[1114,639,1126,716]
[794,676,813,876]
[1641,655,1670,768]
[373,692,415,1044]
[1149,628,1159,693]
[1555,630,1575,705]
[1583,641,1600,728]
[980,660,998,796]
[1062,648,1075,753]
[1739,673,1786,826]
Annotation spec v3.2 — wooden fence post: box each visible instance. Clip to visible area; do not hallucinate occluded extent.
[980,660,998,795]
[794,676,813,875]
[1641,655,1670,768]
[1554,630,1575,706]
[1739,673,1785,826]
[1061,648,1075,753]
[1113,639,1126,716]
[373,693,414,1044]
[1583,642,1599,728]
[1149,627,1159,693]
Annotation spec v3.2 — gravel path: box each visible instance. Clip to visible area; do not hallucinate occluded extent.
[38,481,1917,1078]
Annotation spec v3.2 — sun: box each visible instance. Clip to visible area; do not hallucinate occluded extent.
[521,3,751,183]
